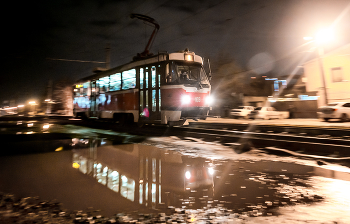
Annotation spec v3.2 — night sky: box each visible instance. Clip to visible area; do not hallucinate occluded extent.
[2,0,350,105]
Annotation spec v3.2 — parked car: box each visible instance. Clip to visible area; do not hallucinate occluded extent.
[248,106,289,120]
[230,106,255,119]
[317,102,350,122]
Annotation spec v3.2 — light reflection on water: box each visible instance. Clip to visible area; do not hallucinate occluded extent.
[72,139,216,211]
[70,139,326,216]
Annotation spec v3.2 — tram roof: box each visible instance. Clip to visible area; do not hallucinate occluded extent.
[76,51,203,83]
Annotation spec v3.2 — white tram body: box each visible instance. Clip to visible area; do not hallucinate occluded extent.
[73,50,212,125]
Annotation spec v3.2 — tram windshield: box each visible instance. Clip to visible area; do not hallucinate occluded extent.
[167,61,210,86]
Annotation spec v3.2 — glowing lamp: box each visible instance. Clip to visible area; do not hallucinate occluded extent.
[208,167,214,175]
[185,171,191,180]
[184,53,194,61]
[181,95,191,104]
[43,123,50,130]
[205,95,213,105]
[315,28,334,44]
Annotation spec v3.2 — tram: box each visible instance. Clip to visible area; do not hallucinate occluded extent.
[73,14,212,126]
[73,49,212,125]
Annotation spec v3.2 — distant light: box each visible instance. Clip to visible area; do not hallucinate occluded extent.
[208,167,214,175]
[43,123,50,130]
[251,77,256,79]
[185,171,191,180]
[299,95,319,101]
[45,99,50,102]
[27,123,33,127]
[55,147,63,151]
[17,105,24,108]
[72,162,80,169]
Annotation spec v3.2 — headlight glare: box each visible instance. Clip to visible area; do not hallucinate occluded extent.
[181,95,191,104]
[205,95,213,105]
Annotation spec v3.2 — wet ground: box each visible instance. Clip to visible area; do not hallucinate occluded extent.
[0,119,350,223]
[193,117,350,128]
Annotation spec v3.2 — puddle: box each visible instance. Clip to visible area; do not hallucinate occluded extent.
[1,122,350,222]
[0,138,328,218]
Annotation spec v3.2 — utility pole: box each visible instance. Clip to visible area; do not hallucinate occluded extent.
[317,46,328,105]
[106,43,111,69]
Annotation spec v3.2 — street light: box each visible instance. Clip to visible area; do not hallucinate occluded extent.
[304,28,334,105]
[315,28,334,44]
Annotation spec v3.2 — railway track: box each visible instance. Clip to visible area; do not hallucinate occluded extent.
[168,125,350,157]
[76,119,350,157]
[2,116,350,158]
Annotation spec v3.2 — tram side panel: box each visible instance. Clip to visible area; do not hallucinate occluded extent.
[99,90,139,122]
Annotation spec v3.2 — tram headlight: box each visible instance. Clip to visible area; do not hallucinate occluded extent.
[181,95,191,104]
[205,95,214,105]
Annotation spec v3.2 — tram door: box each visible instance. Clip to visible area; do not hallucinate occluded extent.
[90,80,98,117]
[139,65,162,121]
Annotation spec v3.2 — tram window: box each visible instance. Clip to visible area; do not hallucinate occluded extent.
[140,68,144,90]
[152,89,156,112]
[83,82,90,96]
[99,76,110,92]
[121,175,135,201]
[140,91,144,108]
[177,65,200,83]
[151,66,156,88]
[110,73,121,91]
[145,68,148,89]
[74,88,81,97]
[107,170,119,193]
[167,62,209,85]
[122,69,136,90]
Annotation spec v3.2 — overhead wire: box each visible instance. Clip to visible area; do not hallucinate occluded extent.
[110,0,279,65]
